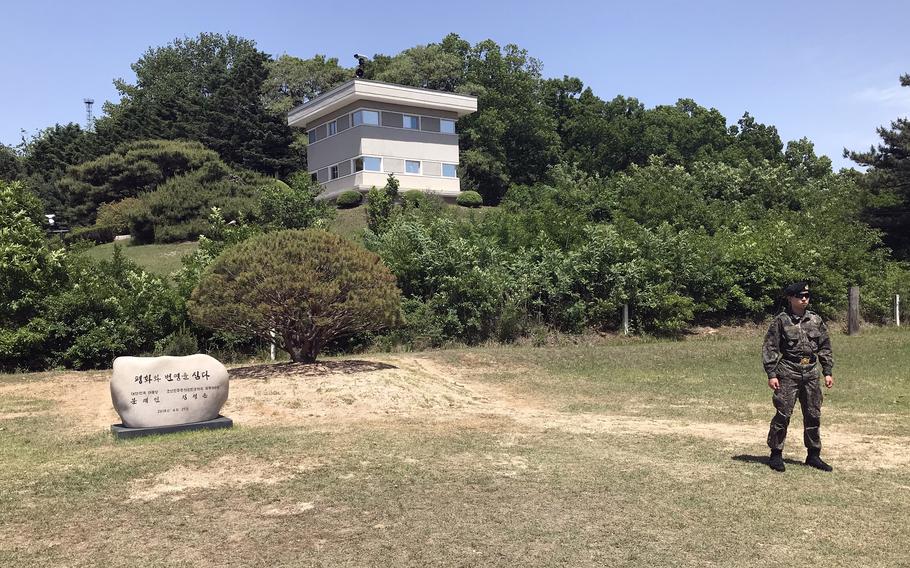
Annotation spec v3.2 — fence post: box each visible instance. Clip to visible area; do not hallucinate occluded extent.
[847,286,861,335]
[896,294,901,327]
[270,330,276,361]
[622,304,629,336]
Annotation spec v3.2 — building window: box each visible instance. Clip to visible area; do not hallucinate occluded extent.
[327,120,337,136]
[442,164,457,177]
[308,129,319,143]
[403,115,419,129]
[310,172,318,182]
[352,110,380,126]
[354,156,381,172]
[440,119,456,134]
[330,165,339,179]
[405,160,421,174]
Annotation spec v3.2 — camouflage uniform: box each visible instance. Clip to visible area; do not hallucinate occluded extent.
[762,309,834,451]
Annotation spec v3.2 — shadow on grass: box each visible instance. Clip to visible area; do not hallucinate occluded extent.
[230,360,397,380]
[732,454,804,467]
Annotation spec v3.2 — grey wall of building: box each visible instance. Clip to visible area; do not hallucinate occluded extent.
[307,129,362,171]
[304,100,459,131]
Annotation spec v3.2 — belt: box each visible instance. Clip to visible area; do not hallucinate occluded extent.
[784,354,817,365]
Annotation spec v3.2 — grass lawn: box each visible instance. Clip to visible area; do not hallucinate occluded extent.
[77,201,490,274]
[1,327,908,566]
[329,201,493,241]
[79,240,199,276]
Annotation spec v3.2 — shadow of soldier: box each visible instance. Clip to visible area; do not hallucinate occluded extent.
[732,454,803,467]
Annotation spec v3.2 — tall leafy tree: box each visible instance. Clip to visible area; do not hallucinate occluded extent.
[0,145,21,182]
[262,54,351,115]
[458,39,561,203]
[846,73,910,259]
[723,112,784,165]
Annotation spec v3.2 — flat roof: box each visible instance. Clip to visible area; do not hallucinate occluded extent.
[287,79,478,128]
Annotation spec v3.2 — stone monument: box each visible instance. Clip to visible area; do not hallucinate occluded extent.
[110,354,232,439]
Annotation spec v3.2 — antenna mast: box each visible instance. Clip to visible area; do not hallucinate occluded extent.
[83,98,95,131]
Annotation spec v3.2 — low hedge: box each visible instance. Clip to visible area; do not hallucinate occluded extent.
[63,224,118,245]
[336,190,363,209]
[456,190,483,208]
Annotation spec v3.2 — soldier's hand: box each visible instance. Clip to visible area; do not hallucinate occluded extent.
[824,375,834,389]
[768,377,780,391]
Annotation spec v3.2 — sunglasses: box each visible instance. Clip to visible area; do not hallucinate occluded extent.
[794,293,811,299]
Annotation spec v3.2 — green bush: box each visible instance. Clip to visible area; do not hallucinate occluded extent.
[132,162,263,243]
[8,248,183,370]
[401,190,427,209]
[456,190,483,208]
[156,327,200,356]
[367,174,399,234]
[257,174,333,230]
[63,224,118,245]
[336,190,363,209]
[59,139,222,226]
[0,181,67,370]
[95,197,143,233]
[189,229,401,362]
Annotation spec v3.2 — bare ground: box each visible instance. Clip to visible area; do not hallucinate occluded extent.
[1,354,906,480]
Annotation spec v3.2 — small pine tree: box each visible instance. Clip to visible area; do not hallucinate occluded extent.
[188,229,401,362]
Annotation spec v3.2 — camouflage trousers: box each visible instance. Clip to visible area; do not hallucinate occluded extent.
[767,365,823,451]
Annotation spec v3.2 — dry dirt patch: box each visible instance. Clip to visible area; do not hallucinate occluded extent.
[2,356,907,471]
[128,455,321,501]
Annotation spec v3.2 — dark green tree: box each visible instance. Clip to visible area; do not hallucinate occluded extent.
[58,139,221,226]
[189,229,401,362]
[0,145,22,182]
[95,33,301,176]
[846,73,910,259]
[458,39,561,203]
[723,112,784,165]
[18,124,92,216]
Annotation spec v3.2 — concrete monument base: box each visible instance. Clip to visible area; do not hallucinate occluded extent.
[111,416,233,440]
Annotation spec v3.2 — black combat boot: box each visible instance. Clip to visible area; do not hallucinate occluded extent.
[805,449,833,472]
[768,449,785,472]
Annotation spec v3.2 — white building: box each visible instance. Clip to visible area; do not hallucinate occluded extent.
[287,79,478,199]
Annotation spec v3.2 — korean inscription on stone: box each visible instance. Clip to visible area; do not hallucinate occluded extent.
[110,354,229,428]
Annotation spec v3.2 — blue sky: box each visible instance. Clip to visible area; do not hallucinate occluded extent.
[2,0,908,169]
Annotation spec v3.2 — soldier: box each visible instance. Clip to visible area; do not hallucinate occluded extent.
[762,281,835,472]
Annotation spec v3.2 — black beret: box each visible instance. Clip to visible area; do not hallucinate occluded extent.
[784,281,810,296]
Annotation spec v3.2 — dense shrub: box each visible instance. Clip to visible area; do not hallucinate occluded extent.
[256,174,333,230]
[155,327,199,356]
[189,229,401,362]
[63,224,118,245]
[95,197,144,233]
[131,162,264,243]
[364,160,908,346]
[336,190,363,209]
[366,174,399,234]
[4,247,183,370]
[456,190,483,208]
[59,139,221,226]
[0,181,67,369]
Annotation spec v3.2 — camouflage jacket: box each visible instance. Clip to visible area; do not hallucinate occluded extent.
[762,309,834,378]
